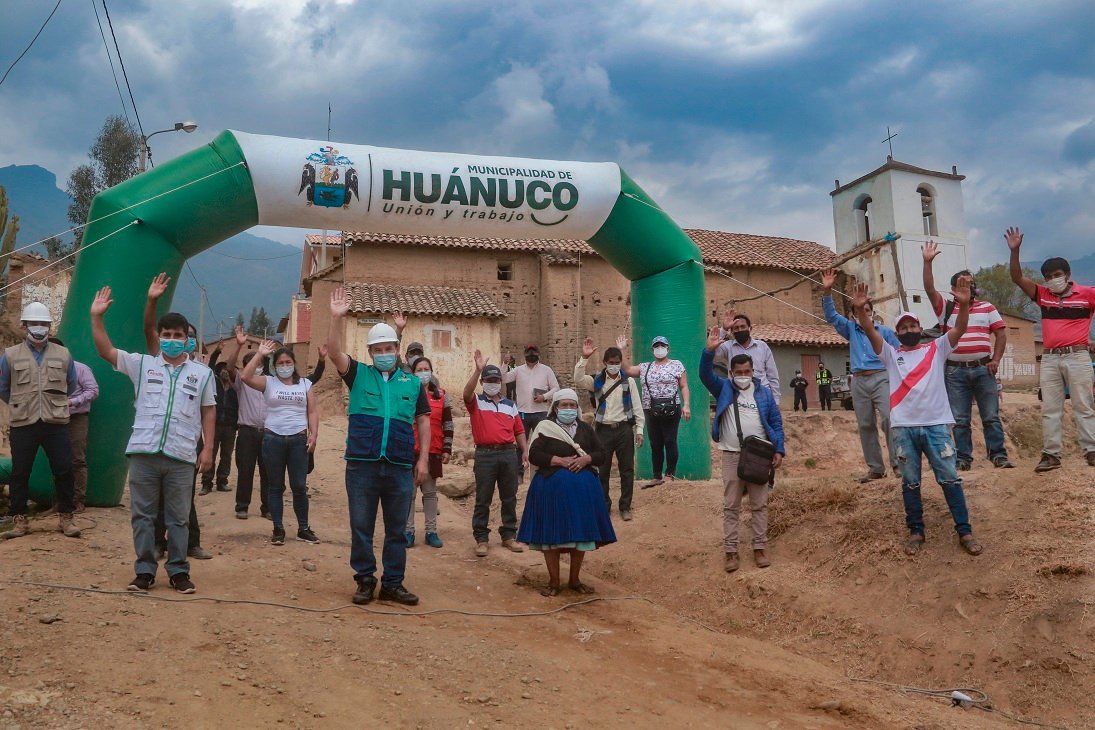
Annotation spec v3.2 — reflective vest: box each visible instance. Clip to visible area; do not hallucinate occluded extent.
[125,354,212,464]
[346,363,420,466]
[816,368,833,386]
[4,341,71,427]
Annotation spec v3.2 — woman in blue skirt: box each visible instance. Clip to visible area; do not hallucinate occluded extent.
[518,389,616,596]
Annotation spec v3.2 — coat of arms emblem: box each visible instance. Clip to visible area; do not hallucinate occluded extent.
[298,146,360,209]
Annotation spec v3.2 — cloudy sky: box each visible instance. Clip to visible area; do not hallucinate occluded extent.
[1,0,1092,266]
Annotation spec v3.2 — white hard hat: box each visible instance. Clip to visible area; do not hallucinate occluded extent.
[367,322,399,346]
[20,301,52,323]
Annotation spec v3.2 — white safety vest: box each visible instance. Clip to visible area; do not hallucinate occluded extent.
[124,354,212,464]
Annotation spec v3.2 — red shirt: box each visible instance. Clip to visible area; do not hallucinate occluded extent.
[932,297,1005,361]
[465,393,525,446]
[1034,283,1095,348]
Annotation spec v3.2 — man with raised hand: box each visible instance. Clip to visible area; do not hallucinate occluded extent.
[1006,226,1095,472]
[820,268,901,483]
[91,287,214,593]
[923,241,1013,470]
[327,286,431,606]
[854,278,983,558]
[716,310,781,401]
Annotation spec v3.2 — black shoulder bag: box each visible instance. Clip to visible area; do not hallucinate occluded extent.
[643,363,681,419]
[731,391,776,485]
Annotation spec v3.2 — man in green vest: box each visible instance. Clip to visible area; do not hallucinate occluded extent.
[816,362,834,411]
[0,302,81,539]
[327,287,431,607]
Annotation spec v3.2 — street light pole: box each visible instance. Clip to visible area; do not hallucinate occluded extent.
[139,120,199,172]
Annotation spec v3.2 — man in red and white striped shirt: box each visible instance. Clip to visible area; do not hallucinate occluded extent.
[923,242,1013,470]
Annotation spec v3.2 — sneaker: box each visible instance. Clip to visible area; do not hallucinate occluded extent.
[235,510,248,520]
[858,471,886,483]
[641,478,664,490]
[620,510,633,522]
[1034,454,1062,473]
[404,531,415,548]
[753,549,771,568]
[956,460,972,472]
[188,546,213,560]
[378,585,420,606]
[352,577,377,605]
[59,513,81,538]
[424,532,443,548]
[992,455,1015,469]
[297,528,319,544]
[127,573,155,592]
[502,539,525,553]
[724,552,739,573]
[475,542,488,557]
[1086,452,1095,467]
[271,528,286,546]
[199,487,212,496]
[2,514,29,540]
[169,573,196,594]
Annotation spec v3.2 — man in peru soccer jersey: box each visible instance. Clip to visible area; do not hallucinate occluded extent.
[922,241,1014,470]
[853,278,984,558]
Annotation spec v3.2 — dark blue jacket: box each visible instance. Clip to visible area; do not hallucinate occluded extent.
[699,349,785,455]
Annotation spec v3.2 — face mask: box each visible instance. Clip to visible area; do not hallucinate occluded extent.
[556,408,579,424]
[160,339,186,358]
[27,326,49,342]
[898,331,922,347]
[482,382,502,397]
[733,376,753,390]
[605,364,621,376]
[184,337,197,354]
[1046,275,1069,295]
[732,330,750,345]
[652,346,668,359]
[416,371,432,384]
[525,354,539,364]
[372,353,398,371]
[275,365,295,379]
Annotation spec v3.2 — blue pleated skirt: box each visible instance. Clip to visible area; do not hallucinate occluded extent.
[517,468,617,549]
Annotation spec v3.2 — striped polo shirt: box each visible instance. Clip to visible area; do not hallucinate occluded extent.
[465,393,525,446]
[933,298,1006,362]
[1033,283,1095,348]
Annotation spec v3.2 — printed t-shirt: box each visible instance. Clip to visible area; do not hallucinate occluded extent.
[263,377,311,435]
[718,386,764,452]
[879,336,956,428]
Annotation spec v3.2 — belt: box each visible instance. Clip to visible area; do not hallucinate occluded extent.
[596,421,633,429]
[946,357,990,368]
[476,443,517,452]
[238,424,263,431]
[264,429,307,438]
[1046,345,1089,355]
[852,369,885,376]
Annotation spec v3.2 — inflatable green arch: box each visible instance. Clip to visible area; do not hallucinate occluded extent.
[33,131,709,506]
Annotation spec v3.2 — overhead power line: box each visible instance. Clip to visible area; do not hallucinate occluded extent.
[100,0,144,137]
[90,0,130,125]
[0,0,65,89]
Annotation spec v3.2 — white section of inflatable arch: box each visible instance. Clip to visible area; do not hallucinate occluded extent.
[233,132,622,239]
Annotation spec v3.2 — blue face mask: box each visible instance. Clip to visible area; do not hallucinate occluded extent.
[160,338,186,358]
[556,408,579,424]
[184,337,197,354]
[372,353,398,372]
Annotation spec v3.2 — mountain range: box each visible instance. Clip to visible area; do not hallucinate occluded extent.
[0,164,303,331]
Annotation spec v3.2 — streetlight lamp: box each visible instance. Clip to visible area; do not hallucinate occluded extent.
[139,120,198,172]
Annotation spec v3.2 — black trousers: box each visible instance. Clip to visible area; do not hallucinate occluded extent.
[7,422,75,515]
[201,422,237,490]
[596,422,635,511]
[793,390,808,411]
[234,425,269,513]
[818,384,832,410]
[644,410,681,478]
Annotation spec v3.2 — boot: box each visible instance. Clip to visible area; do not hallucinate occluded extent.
[3,515,29,539]
[59,513,82,538]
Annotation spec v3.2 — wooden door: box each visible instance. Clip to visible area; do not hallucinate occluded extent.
[800,354,820,406]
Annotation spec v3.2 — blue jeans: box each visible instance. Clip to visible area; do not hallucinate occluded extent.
[945,365,1007,463]
[262,432,310,531]
[345,459,414,588]
[892,425,971,537]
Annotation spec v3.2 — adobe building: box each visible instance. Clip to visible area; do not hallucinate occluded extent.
[2,251,72,335]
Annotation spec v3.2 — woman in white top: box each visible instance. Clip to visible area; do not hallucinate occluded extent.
[618,335,691,487]
[240,340,319,546]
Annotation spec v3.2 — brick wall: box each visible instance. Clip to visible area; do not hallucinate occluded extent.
[999,313,1039,387]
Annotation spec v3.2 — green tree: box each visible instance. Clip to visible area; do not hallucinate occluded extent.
[65,116,141,246]
[973,263,1039,319]
[235,311,245,329]
[42,235,74,265]
[248,306,272,336]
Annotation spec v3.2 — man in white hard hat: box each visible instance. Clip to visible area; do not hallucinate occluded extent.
[327,288,431,606]
[0,301,81,539]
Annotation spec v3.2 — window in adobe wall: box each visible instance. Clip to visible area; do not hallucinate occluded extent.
[430,326,455,352]
[497,262,514,281]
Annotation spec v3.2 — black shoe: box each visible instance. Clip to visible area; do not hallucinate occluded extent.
[297,528,319,544]
[352,577,377,605]
[169,573,196,594]
[378,585,420,606]
[1034,454,1062,473]
[956,459,972,471]
[127,573,155,592]
[199,486,212,496]
[271,528,286,546]
[992,455,1015,469]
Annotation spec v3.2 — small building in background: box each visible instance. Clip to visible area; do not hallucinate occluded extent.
[749,323,851,407]
[1000,312,1039,388]
[2,252,72,334]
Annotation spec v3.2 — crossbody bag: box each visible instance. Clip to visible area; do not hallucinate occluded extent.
[731,392,776,485]
[643,363,681,419]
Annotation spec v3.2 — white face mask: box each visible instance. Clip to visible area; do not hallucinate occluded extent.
[275,365,295,379]
[1046,275,1069,295]
[27,325,49,342]
[605,364,621,376]
[733,376,753,390]
[416,370,432,384]
[482,382,502,397]
[652,346,669,360]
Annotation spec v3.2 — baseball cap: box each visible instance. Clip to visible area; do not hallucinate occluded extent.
[651,336,669,347]
[895,311,920,327]
[481,364,503,380]
[406,341,425,354]
[524,344,539,353]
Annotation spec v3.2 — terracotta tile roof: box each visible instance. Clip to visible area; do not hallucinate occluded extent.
[751,323,848,348]
[343,282,507,318]
[304,234,343,245]
[341,229,834,272]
